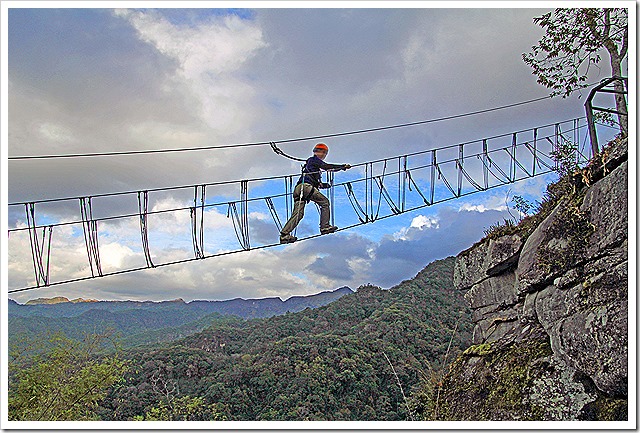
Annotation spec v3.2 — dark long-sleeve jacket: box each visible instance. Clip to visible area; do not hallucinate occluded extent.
[297,156,345,188]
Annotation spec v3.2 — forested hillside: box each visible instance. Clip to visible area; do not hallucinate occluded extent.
[96,257,471,421]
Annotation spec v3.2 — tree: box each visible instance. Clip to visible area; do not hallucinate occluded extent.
[134,396,227,421]
[8,332,128,421]
[523,8,628,134]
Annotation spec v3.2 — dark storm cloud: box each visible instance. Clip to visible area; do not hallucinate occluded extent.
[249,217,280,244]
[252,8,427,93]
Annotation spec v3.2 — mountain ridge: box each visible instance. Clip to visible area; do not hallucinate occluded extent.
[16,287,353,306]
[9,286,354,318]
[8,286,355,349]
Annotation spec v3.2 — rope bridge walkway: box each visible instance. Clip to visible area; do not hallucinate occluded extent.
[7,117,594,293]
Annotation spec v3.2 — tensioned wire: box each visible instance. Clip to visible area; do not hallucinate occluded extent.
[7,94,556,161]
[7,118,586,233]
[7,117,585,208]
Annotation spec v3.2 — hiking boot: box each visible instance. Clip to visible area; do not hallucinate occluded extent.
[280,234,297,244]
[320,226,338,235]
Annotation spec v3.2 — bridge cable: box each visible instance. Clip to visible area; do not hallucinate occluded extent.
[8,95,560,161]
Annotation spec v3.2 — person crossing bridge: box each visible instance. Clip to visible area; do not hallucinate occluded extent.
[280,143,351,244]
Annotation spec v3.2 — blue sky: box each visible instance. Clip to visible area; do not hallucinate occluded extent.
[4,4,626,302]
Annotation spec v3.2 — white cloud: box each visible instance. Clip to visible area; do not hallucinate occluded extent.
[7,7,596,303]
[38,122,76,143]
[114,9,267,134]
[410,215,439,229]
[459,203,490,213]
[100,242,137,271]
[150,196,234,234]
[392,214,440,241]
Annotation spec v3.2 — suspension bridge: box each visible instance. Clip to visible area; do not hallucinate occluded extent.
[7,114,606,295]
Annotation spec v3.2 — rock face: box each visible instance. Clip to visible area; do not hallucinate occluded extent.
[439,137,628,421]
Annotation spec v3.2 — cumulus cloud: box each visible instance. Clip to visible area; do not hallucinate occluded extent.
[113,9,267,134]
[7,7,591,302]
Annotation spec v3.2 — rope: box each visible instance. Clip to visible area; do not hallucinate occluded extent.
[405,170,430,205]
[25,203,53,287]
[79,197,102,277]
[7,118,596,293]
[9,94,564,161]
[504,147,532,178]
[190,185,206,259]
[227,182,250,250]
[137,191,155,267]
[9,158,567,294]
[6,126,586,236]
[371,160,389,221]
[435,164,456,197]
[265,197,283,232]
[7,117,587,208]
[523,141,555,172]
[456,161,484,192]
[270,142,307,162]
[376,177,401,215]
[344,182,368,224]
[328,171,335,227]
[478,154,511,184]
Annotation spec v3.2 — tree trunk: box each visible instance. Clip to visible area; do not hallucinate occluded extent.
[585,9,628,136]
[608,52,628,136]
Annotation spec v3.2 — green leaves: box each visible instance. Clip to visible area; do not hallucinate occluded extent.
[523,8,627,98]
[8,332,128,421]
[136,396,227,421]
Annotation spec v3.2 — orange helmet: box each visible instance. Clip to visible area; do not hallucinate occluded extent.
[313,143,329,153]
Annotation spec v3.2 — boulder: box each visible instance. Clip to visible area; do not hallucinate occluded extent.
[454,241,491,291]
[486,235,523,276]
[464,271,519,309]
[516,201,569,293]
[441,137,628,420]
[581,160,628,258]
[526,354,597,420]
[455,234,523,291]
[534,261,628,397]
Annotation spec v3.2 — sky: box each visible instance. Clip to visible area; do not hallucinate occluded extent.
[2,2,630,303]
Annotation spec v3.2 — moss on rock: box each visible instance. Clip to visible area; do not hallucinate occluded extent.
[433,336,553,420]
[585,396,627,421]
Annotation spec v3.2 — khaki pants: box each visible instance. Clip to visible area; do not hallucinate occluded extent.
[281,183,330,235]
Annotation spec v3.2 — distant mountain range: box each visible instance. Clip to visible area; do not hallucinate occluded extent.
[24,296,100,305]
[8,287,353,348]
[10,287,353,318]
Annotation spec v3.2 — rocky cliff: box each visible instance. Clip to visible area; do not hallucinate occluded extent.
[437,136,628,421]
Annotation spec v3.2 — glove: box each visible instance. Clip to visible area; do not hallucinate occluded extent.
[319,182,331,189]
[342,164,351,170]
